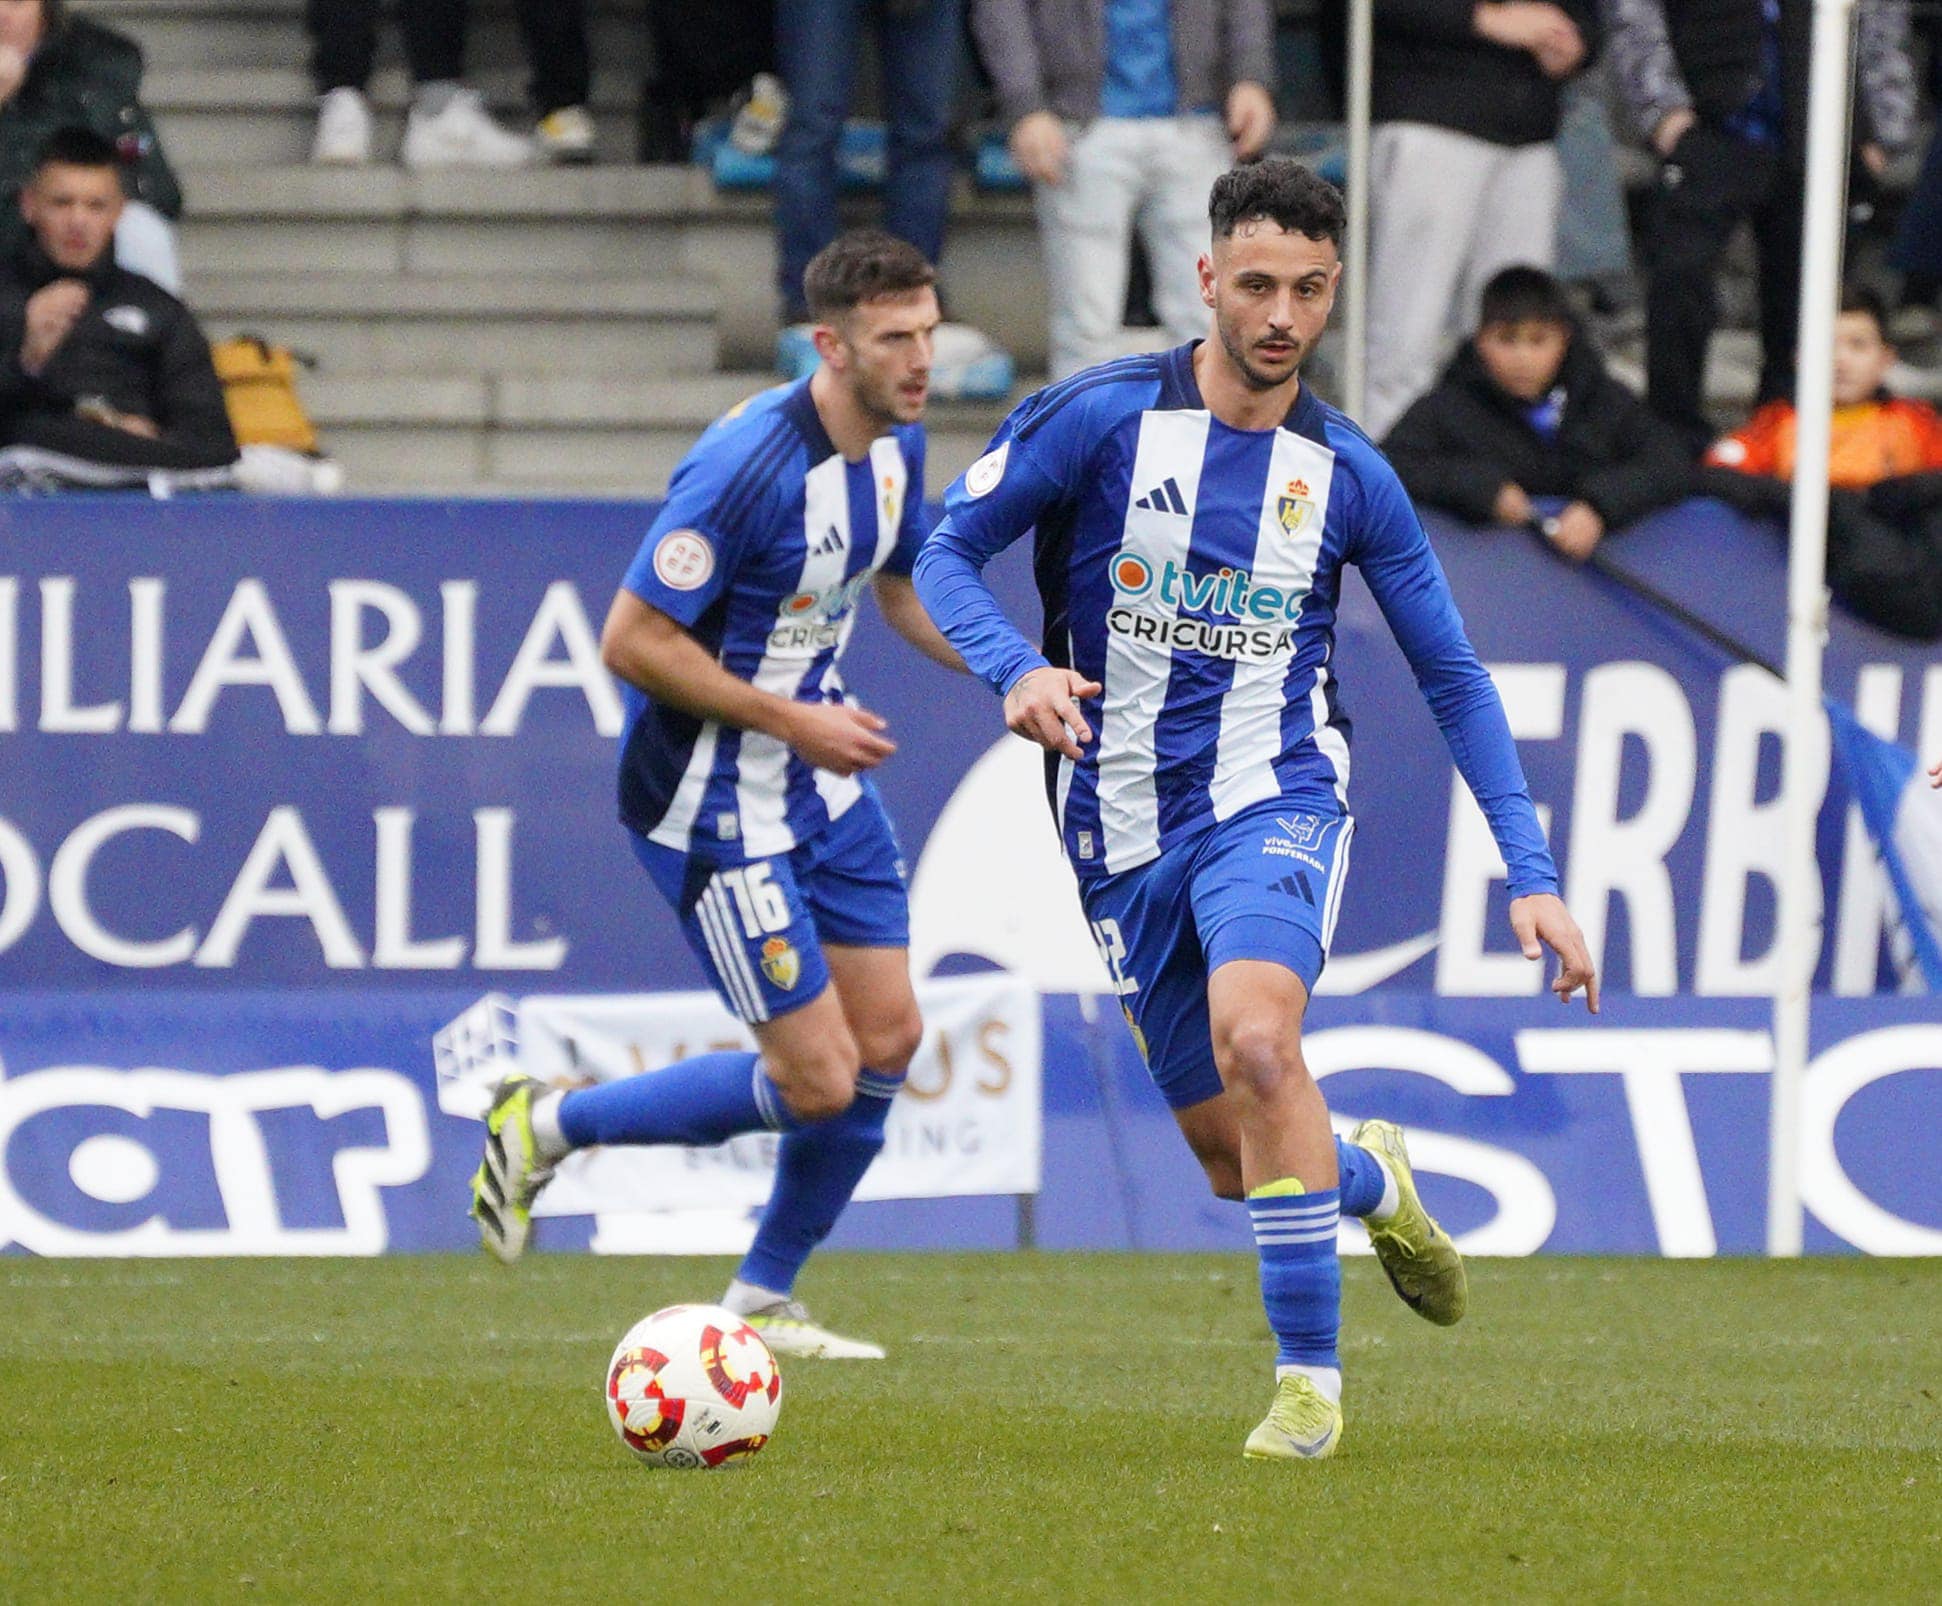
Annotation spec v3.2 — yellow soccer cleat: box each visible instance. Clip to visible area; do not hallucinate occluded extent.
[469,1075,554,1264]
[1242,1374,1343,1461]
[1351,1117,1467,1326]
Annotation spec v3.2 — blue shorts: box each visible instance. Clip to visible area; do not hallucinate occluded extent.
[630,786,910,1025]
[1079,799,1355,1111]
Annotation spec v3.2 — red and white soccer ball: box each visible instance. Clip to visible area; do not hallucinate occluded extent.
[604,1303,783,1469]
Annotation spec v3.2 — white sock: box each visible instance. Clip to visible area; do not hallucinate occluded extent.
[1368,1154,1401,1222]
[722,1277,787,1316]
[528,1089,570,1163]
[1276,1363,1342,1406]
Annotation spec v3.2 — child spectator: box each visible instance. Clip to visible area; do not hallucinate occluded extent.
[1382,264,1691,562]
[1706,285,1942,486]
[1701,285,1942,638]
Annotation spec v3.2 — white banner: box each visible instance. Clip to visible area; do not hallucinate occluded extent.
[434,974,1042,1218]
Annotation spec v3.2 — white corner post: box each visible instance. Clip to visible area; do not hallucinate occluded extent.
[1342,0,1373,421]
[1770,0,1857,1256]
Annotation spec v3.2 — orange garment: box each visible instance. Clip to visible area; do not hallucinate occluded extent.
[1705,397,1942,487]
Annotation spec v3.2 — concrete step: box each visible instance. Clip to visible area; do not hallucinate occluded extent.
[146,68,640,167]
[177,165,707,277]
[200,273,718,376]
[79,0,652,74]
[175,165,1047,367]
[300,372,1014,494]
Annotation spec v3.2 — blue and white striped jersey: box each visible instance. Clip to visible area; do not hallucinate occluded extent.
[617,378,925,860]
[915,343,1557,895]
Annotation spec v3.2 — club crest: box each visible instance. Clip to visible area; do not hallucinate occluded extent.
[760,936,801,991]
[1277,477,1316,537]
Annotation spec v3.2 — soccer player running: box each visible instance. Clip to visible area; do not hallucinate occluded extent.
[913,160,1598,1458]
[469,229,964,1359]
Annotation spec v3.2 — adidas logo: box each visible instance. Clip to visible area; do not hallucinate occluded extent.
[810,525,846,557]
[1272,873,1316,906]
[1133,477,1189,516]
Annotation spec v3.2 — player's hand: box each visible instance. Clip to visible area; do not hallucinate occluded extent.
[1004,666,1102,761]
[20,278,88,375]
[1510,892,1599,1013]
[1929,756,1941,788]
[1543,500,1604,563]
[1861,142,1889,179]
[1009,111,1069,186]
[1226,81,1276,159]
[780,700,897,777]
[1492,482,1535,527]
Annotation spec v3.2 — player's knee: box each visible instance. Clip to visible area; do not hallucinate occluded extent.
[853,1004,923,1075]
[1213,1017,1301,1107]
[770,1040,861,1123]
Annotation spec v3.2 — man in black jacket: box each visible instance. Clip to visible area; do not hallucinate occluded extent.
[1383,265,1692,561]
[0,127,235,473]
[1363,0,1601,438]
[1605,0,1914,451]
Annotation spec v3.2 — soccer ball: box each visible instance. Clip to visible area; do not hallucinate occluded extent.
[604,1303,783,1469]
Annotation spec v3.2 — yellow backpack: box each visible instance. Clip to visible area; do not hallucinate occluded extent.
[211,336,319,453]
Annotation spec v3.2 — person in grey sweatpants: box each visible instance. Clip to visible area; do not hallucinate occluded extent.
[1362,0,1601,439]
[971,0,1277,380]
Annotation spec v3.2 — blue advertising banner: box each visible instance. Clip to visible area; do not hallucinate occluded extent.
[1,494,1937,1255]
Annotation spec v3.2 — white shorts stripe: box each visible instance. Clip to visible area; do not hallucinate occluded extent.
[694,883,755,1021]
[710,882,772,1023]
[698,881,767,1023]
[1321,816,1356,953]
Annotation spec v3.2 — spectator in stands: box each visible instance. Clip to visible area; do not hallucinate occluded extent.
[1362,0,1599,438]
[639,0,776,163]
[308,0,595,168]
[0,0,183,292]
[1383,265,1690,562]
[775,0,1009,393]
[0,128,235,473]
[1606,0,1915,453]
[1700,286,1942,638]
[971,0,1277,380]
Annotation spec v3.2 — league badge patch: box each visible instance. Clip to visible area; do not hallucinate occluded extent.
[653,529,715,590]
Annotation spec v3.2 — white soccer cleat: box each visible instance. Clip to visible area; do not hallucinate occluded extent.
[402,88,534,170]
[739,1298,886,1360]
[311,87,373,165]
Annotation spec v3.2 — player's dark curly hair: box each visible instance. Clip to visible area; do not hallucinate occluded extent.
[804,228,937,321]
[1208,159,1345,247]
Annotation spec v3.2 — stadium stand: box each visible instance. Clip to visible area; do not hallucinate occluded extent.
[82,0,1028,493]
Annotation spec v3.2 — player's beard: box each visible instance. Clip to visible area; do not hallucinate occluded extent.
[1216,311,1305,392]
[848,363,924,427]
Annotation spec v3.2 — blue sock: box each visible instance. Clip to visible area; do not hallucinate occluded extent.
[1246,1185,1342,1369]
[736,1069,903,1295]
[556,1051,798,1148]
[1335,1137,1386,1219]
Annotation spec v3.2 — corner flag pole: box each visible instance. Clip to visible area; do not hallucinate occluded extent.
[1342,0,1372,421]
[1770,0,1858,1257]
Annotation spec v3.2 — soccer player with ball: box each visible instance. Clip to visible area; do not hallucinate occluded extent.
[915,159,1599,1460]
[469,229,963,1361]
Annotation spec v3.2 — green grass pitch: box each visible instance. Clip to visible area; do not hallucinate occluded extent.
[3,1254,1938,1600]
